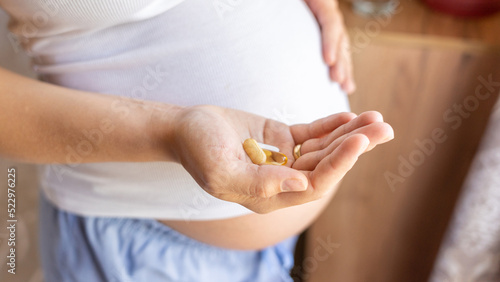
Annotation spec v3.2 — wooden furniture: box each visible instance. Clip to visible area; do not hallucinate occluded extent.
[302,1,500,281]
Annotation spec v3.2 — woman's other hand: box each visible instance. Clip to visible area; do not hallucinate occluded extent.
[304,0,356,94]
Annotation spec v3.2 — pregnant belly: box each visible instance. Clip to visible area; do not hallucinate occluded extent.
[153,0,345,249]
[38,0,349,242]
[40,0,349,123]
[160,188,336,250]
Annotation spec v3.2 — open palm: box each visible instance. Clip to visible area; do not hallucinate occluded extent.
[171,105,393,213]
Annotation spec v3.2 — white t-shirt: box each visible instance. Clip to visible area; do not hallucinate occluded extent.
[0,0,350,220]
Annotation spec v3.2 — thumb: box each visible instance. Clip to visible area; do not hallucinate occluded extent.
[236,163,308,199]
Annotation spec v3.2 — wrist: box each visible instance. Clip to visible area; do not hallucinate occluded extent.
[145,102,184,163]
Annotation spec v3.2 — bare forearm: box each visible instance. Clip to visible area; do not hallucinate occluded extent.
[0,67,181,164]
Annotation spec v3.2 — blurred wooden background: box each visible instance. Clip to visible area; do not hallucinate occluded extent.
[302,1,500,281]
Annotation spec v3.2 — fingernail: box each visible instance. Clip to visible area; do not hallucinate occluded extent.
[327,50,336,65]
[282,179,307,192]
[349,81,356,93]
[337,66,345,81]
[383,135,394,142]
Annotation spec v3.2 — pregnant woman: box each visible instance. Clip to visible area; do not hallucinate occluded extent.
[0,0,393,281]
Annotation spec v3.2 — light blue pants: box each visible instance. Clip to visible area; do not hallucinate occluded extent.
[39,193,298,282]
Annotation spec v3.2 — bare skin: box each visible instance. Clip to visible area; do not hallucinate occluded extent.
[160,190,336,250]
[0,66,393,250]
[160,110,390,250]
[304,0,356,93]
[0,0,392,250]
[160,0,367,250]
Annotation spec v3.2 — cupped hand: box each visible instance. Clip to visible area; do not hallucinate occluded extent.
[304,0,356,93]
[171,105,393,213]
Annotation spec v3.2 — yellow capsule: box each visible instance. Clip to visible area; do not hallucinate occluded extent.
[243,138,287,166]
[263,149,288,165]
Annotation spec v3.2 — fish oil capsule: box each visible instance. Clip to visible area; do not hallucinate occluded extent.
[243,138,287,166]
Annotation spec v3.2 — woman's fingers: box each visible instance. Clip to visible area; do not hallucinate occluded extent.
[218,162,309,214]
[331,34,356,93]
[301,111,383,155]
[232,122,393,213]
[329,34,346,82]
[304,0,342,64]
[233,162,308,198]
[340,35,356,93]
[309,134,369,195]
[304,0,355,93]
[293,122,394,171]
[275,134,370,208]
[324,121,394,153]
[290,112,356,145]
[321,14,344,66]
